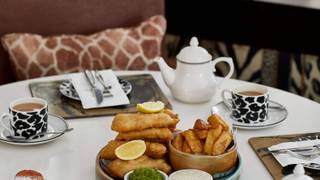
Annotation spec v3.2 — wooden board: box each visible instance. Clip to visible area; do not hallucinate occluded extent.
[29,74,171,119]
[249,132,320,180]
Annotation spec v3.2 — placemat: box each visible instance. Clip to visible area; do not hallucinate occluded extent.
[249,132,320,180]
[29,74,171,119]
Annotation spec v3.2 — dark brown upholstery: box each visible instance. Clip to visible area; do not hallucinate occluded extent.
[0,0,164,84]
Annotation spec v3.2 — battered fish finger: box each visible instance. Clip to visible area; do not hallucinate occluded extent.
[100,140,126,160]
[107,155,172,178]
[112,113,179,132]
[172,133,184,151]
[116,128,172,142]
[163,109,179,119]
[101,140,167,160]
[204,125,222,155]
[208,114,229,131]
[182,130,203,153]
[145,142,167,158]
[212,131,232,155]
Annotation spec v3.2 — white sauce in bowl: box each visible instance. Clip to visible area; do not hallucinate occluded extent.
[169,169,213,180]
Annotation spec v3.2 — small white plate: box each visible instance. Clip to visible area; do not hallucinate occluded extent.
[59,79,132,101]
[0,114,69,145]
[211,100,288,129]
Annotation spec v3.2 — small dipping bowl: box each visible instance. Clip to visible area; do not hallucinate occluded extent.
[124,169,169,180]
[169,169,213,180]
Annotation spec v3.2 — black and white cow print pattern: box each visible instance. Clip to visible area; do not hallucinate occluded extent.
[9,107,48,138]
[231,93,269,124]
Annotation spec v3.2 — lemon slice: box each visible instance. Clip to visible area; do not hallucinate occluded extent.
[136,101,165,113]
[115,140,146,160]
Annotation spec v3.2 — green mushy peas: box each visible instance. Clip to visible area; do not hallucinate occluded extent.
[129,168,163,180]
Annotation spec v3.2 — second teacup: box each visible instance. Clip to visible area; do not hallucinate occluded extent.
[0,97,48,139]
[222,85,269,124]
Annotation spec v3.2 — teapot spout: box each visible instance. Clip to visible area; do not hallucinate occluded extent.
[154,57,175,87]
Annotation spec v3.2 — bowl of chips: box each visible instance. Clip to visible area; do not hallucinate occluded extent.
[168,114,238,174]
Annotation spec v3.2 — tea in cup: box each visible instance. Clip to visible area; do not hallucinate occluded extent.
[0,97,48,139]
[222,85,269,124]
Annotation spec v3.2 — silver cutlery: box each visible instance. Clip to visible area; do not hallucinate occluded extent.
[269,105,286,110]
[84,70,104,104]
[267,144,320,154]
[94,70,113,97]
[265,144,320,160]
[275,149,320,160]
[6,128,74,141]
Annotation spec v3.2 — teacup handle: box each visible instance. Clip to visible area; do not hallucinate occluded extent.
[212,57,234,85]
[0,113,13,135]
[221,89,233,108]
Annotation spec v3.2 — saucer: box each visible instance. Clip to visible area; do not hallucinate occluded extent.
[59,79,132,101]
[211,100,288,129]
[0,114,69,145]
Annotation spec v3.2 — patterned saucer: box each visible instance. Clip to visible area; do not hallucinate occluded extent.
[0,114,69,145]
[59,79,132,101]
[211,100,288,129]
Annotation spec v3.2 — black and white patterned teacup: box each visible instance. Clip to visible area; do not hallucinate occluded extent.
[222,86,269,124]
[0,97,48,139]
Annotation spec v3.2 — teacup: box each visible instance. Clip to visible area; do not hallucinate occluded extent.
[222,85,269,124]
[0,97,48,139]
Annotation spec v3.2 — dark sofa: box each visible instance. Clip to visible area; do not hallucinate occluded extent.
[0,0,164,84]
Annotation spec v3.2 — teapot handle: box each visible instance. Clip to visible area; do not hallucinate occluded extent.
[212,57,234,84]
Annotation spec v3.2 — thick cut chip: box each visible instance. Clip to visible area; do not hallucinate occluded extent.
[204,125,223,155]
[182,129,203,153]
[207,114,229,131]
[212,131,232,155]
[172,133,184,151]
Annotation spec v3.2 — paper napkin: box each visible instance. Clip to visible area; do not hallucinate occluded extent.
[268,139,320,167]
[70,70,130,109]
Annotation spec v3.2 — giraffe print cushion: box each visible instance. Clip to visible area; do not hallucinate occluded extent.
[1,15,166,80]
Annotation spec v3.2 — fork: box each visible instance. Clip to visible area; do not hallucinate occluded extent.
[286,149,320,160]
[94,70,113,97]
[272,147,320,160]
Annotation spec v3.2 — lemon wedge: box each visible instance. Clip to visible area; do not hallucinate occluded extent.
[115,140,146,160]
[136,101,165,113]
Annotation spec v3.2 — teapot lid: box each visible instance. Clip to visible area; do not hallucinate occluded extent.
[176,37,212,64]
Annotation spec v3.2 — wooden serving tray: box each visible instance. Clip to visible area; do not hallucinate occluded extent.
[29,74,171,119]
[249,132,320,180]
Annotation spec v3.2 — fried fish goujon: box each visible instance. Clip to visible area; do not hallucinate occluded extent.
[115,128,172,142]
[101,140,167,160]
[112,113,179,133]
[107,155,172,178]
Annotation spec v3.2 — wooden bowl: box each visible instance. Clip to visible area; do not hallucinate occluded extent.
[96,148,115,180]
[168,138,238,174]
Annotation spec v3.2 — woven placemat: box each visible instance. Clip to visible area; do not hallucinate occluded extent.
[29,74,171,119]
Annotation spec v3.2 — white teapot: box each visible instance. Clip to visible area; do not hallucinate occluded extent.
[155,37,234,103]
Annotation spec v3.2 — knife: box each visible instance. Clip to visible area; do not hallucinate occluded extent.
[83,70,104,104]
[259,144,320,154]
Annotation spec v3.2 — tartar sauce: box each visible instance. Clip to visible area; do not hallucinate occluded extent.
[169,169,213,180]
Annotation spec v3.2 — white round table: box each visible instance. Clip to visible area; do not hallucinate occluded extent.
[0,71,319,180]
